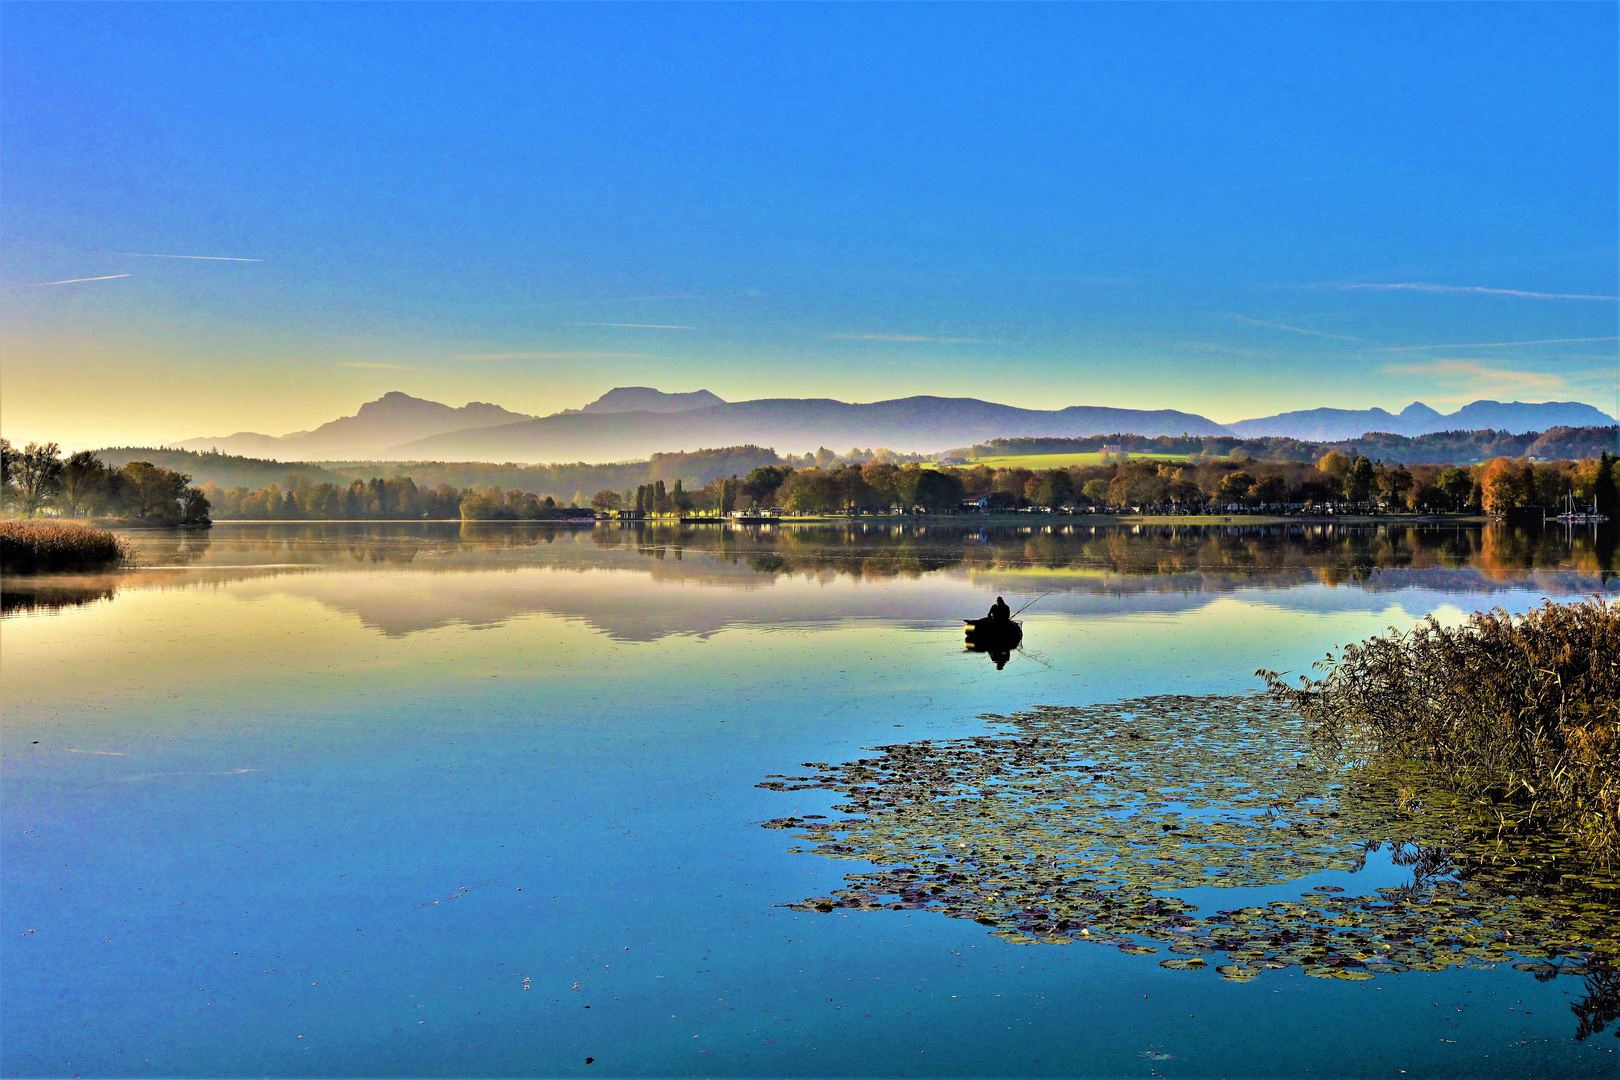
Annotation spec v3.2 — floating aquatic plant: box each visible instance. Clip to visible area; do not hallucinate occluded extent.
[759,695,1619,1002]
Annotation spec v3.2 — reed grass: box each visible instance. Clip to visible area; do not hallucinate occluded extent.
[0,520,131,574]
[1262,597,1620,864]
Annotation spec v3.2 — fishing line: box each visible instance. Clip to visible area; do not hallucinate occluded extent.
[1012,591,1052,618]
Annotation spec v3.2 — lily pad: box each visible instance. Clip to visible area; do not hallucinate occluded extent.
[760,694,1619,992]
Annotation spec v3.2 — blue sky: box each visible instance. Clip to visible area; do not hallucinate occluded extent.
[2,2,1616,446]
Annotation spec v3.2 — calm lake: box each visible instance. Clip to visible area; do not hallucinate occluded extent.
[4,520,1618,1078]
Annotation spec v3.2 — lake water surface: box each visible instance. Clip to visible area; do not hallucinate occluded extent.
[4,521,1617,1078]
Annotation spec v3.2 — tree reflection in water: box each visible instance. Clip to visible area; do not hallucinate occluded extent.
[592,519,1619,586]
[3,519,1614,618]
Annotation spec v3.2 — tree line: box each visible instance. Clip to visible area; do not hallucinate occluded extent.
[967,451,1618,515]
[1,440,211,524]
[577,462,972,517]
[0,441,600,523]
[703,452,1619,516]
[204,476,597,521]
[16,438,1614,523]
[96,445,798,499]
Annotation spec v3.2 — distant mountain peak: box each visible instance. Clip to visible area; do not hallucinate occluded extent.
[1228,399,1615,441]
[1398,401,1443,421]
[581,387,726,414]
[179,392,535,459]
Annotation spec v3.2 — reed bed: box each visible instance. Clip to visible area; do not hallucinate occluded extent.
[0,520,131,575]
[1262,597,1620,864]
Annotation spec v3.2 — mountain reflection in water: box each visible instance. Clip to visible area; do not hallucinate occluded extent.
[2,520,1614,624]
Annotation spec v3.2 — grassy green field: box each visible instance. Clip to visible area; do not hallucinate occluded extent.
[964,451,1205,469]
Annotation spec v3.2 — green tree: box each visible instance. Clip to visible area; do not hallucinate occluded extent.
[0,438,14,511]
[782,469,839,513]
[860,462,901,508]
[1081,478,1110,506]
[118,461,191,522]
[505,488,541,518]
[1250,474,1288,506]
[591,489,623,512]
[1346,456,1375,503]
[57,450,112,517]
[14,442,64,516]
[181,486,212,523]
[1436,466,1473,511]
[1028,469,1074,508]
[740,466,791,508]
[832,466,871,513]
[1376,465,1413,509]
[1592,452,1617,517]
[1215,471,1256,506]
[896,466,964,512]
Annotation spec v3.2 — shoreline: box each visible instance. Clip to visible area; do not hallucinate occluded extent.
[158,512,1502,527]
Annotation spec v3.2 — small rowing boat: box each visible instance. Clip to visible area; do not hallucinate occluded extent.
[962,617,1023,649]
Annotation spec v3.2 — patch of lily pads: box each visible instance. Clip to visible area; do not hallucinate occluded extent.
[758,695,1620,990]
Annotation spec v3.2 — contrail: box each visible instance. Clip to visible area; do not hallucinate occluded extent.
[27,274,131,286]
[1341,282,1618,302]
[1373,336,1620,352]
[1220,314,1363,341]
[571,322,698,329]
[106,252,262,261]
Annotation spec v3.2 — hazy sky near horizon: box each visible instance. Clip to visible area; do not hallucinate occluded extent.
[3,3,1617,448]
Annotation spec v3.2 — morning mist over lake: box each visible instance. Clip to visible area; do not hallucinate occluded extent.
[3,5,1618,1079]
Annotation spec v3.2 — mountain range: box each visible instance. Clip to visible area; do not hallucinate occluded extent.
[1224,400,1615,441]
[180,392,534,460]
[178,388,1616,463]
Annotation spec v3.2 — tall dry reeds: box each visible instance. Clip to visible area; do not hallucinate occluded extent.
[1262,597,1620,863]
[0,520,130,574]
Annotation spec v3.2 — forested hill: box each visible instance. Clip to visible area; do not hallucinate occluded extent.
[93,445,789,494]
[96,448,354,489]
[957,426,1620,465]
[316,446,786,494]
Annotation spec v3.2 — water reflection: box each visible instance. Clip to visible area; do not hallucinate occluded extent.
[0,529,215,615]
[2,520,1615,621]
[965,639,1019,670]
[964,616,1024,670]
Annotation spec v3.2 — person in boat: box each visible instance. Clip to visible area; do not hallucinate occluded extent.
[987,596,1011,622]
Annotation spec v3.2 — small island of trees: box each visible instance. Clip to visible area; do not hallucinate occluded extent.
[2,440,212,525]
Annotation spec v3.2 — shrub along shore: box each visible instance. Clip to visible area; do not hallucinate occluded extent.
[0,520,130,574]
[1263,597,1620,865]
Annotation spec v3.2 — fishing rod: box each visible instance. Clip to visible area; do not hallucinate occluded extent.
[1011,591,1052,618]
